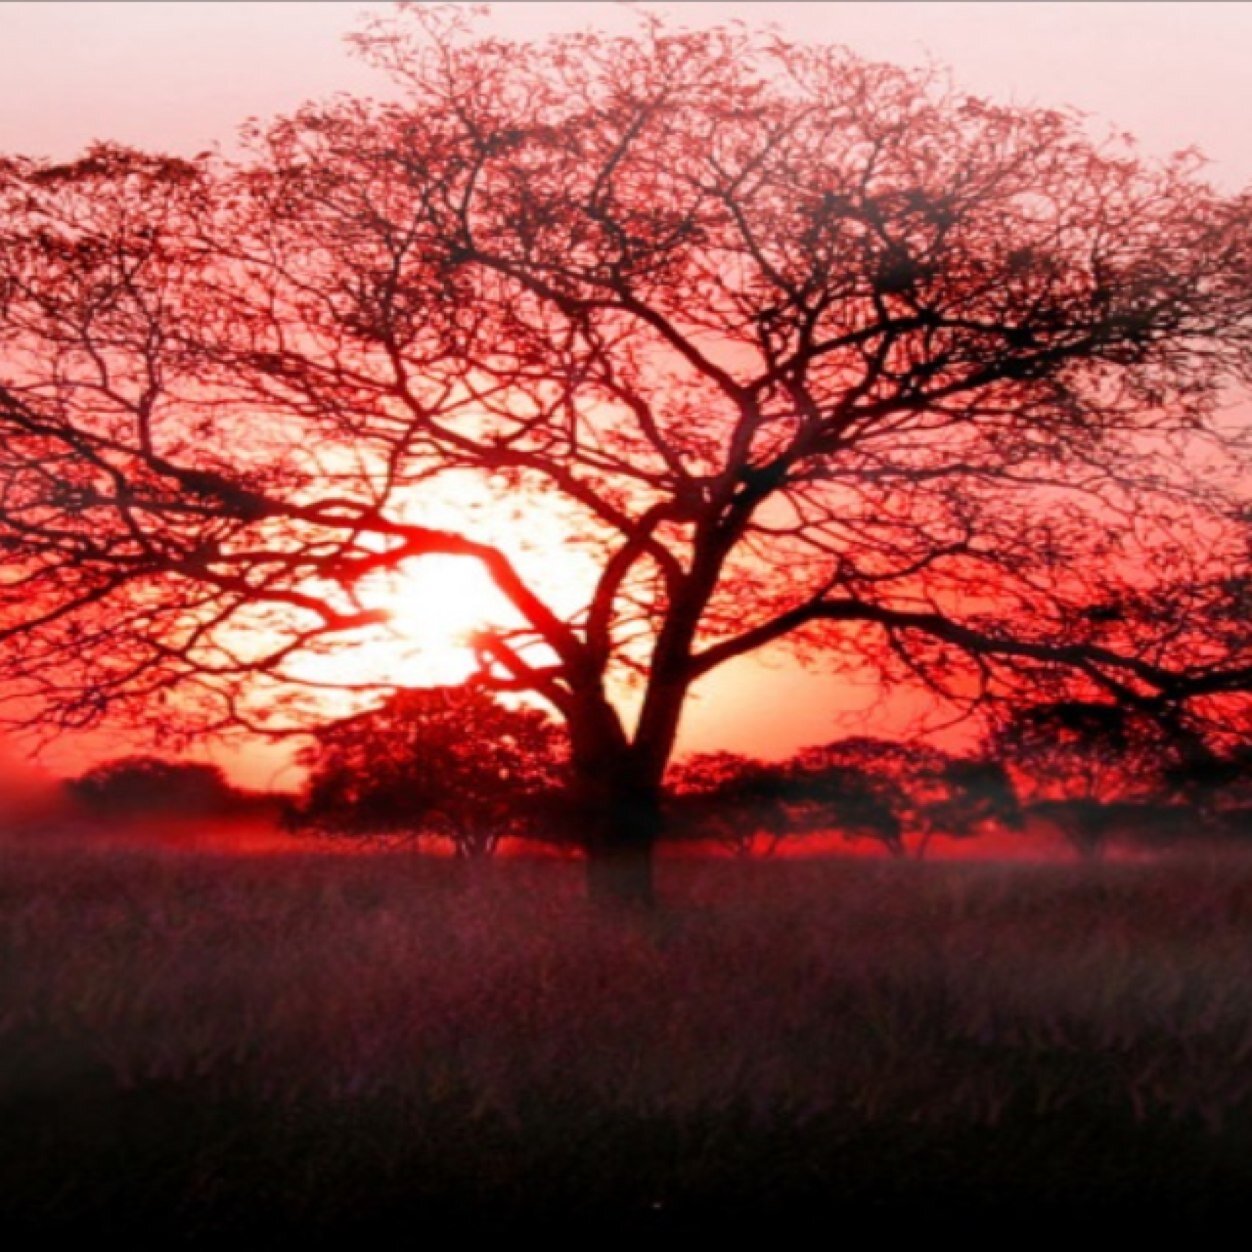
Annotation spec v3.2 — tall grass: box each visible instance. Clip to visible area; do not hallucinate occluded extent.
[4,836,1252,1235]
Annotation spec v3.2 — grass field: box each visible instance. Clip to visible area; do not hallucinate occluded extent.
[3,830,1252,1238]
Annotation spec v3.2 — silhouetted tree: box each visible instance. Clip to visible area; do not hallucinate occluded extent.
[2,9,1251,903]
[668,751,794,856]
[987,699,1195,856]
[68,756,238,818]
[781,736,1018,856]
[290,686,567,857]
[670,739,1019,858]
[784,738,944,857]
[1162,738,1252,841]
[917,757,1020,856]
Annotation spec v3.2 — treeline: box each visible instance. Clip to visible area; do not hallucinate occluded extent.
[58,689,1252,861]
[669,742,1015,859]
[673,699,1252,859]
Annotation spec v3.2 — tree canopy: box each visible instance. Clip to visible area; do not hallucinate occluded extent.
[290,685,567,857]
[1,7,1250,901]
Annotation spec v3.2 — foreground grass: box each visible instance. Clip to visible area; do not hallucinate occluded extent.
[3,837,1252,1236]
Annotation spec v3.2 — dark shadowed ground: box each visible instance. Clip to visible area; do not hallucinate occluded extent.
[3,823,1252,1239]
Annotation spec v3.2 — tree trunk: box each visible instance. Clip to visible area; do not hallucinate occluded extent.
[561,687,668,910]
[585,823,657,910]
[572,758,663,911]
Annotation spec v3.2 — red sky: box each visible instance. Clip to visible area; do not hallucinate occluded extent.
[3,2,1250,785]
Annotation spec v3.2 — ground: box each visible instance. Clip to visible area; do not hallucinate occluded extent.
[3,824,1252,1237]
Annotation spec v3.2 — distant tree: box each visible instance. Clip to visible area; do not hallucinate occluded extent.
[783,738,929,858]
[784,737,1021,858]
[991,700,1175,798]
[290,687,567,858]
[1161,737,1252,841]
[668,739,1019,858]
[667,751,794,856]
[987,700,1193,856]
[917,757,1021,856]
[68,756,238,818]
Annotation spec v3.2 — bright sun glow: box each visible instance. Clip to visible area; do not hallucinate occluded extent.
[275,553,515,702]
[372,555,510,684]
[282,485,596,705]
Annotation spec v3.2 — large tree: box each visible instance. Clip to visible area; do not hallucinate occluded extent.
[1,8,1251,903]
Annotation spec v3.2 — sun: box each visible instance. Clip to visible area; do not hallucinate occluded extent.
[285,483,598,702]
[371,555,510,684]
[275,554,511,700]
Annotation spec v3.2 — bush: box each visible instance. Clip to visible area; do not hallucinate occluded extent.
[67,757,239,818]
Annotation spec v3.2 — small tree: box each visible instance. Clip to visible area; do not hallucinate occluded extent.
[917,757,1021,856]
[782,737,1022,858]
[667,751,794,856]
[1161,738,1252,840]
[290,686,567,858]
[785,738,938,858]
[668,739,1018,858]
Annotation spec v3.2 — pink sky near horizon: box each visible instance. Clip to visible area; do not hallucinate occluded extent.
[2,2,1250,789]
